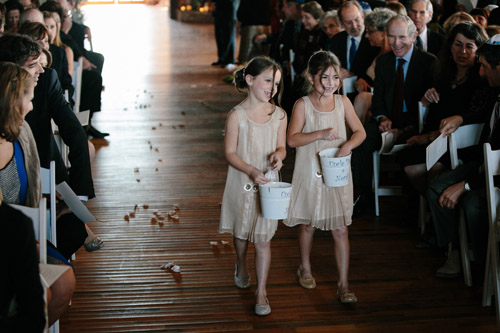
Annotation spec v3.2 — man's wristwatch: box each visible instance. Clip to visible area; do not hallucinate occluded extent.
[464,182,471,191]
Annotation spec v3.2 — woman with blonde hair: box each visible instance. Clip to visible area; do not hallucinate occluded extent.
[43,10,73,76]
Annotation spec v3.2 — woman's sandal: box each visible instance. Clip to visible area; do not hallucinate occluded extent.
[84,236,104,252]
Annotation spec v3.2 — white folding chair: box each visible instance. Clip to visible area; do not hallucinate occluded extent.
[342,76,357,96]
[72,57,83,113]
[11,198,48,264]
[373,102,429,217]
[481,143,500,332]
[40,161,57,246]
[372,132,404,216]
[449,123,484,287]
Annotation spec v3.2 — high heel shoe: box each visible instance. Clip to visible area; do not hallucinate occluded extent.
[84,236,104,252]
[234,263,251,289]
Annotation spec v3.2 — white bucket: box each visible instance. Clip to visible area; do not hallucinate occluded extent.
[259,182,292,220]
[319,148,351,187]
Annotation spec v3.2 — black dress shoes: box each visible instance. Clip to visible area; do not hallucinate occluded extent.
[87,125,109,139]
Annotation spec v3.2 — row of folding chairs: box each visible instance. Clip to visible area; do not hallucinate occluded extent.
[11,193,60,333]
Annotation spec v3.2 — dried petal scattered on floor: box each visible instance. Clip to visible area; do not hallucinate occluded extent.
[161,263,181,273]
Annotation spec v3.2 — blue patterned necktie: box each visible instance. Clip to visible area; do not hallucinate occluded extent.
[349,37,357,70]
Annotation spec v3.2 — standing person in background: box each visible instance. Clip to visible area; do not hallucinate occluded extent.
[211,0,239,68]
[236,0,272,64]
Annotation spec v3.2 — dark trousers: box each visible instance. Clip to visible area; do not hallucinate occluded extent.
[427,165,488,267]
[80,70,102,115]
[56,213,88,259]
[351,119,382,192]
[214,15,236,64]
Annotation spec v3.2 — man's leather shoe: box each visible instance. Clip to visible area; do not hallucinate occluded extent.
[88,125,109,139]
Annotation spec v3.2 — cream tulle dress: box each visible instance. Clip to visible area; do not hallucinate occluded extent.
[284,95,353,230]
[219,104,282,243]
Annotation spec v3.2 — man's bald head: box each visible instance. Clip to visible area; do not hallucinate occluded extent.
[19,8,44,26]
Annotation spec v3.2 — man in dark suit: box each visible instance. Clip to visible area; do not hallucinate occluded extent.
[351,15,438,215]
[408,0,444,57]
[427,34,500,279]
[331,1,380,93]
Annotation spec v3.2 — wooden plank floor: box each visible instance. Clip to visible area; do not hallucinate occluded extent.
[60,4,497,332]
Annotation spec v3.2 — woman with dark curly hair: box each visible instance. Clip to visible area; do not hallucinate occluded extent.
[399,22,496,197]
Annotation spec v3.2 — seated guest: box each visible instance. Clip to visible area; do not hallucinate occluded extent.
[254,0,302,114]
[353,8,396,125]
[287,1,326,111]
[322,10,344,51]
[351,15,438,215]
[408,0,444,56]
[43,10,73,77]
[0,5,5,37]
[385,1,407,16]
[19,7,43,25]
[489,7,500,26]
[443,11,475,37]
[400,22,493,196]
[4,0,22,33]
[292,1,326,75]
[331,1,380,94]
[254,0,302,66]
[0,62,75,327]
[0,34,103,255]
[470,8,489,28]
[18,21,74,100]
[486,25,500,37]
[21,0,40,10]
[0,201,46,332]
[427,35,500,280]
[40,0,107,138]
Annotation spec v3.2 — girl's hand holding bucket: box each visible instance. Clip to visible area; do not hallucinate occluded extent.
[249,167,271,184]
[269,152,283,171]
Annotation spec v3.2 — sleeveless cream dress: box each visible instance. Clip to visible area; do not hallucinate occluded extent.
[219,104,282,243]
[284,95,353,230]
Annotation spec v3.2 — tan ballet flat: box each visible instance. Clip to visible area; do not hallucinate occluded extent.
[254,298,271,316]
[234,263,251,289]
[297,266,316,289]
[338,290,357,304]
